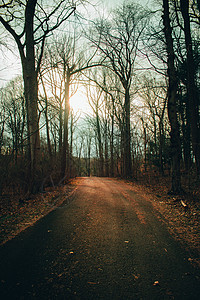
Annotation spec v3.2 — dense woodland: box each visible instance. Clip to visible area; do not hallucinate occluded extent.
[0,0,199,196]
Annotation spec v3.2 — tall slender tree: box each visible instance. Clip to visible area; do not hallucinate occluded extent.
[0,0,76,191]
[89,2,148,177]
[180,0,200,175]
[162,0,182,193]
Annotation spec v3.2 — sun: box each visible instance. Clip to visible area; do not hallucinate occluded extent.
[69,89,91,115]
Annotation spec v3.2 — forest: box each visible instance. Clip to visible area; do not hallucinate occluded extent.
[0,0,200,197]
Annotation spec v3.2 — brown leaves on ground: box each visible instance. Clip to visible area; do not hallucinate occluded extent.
[125,174,200,267]
[0,175,199,268]
[0,179,79,245]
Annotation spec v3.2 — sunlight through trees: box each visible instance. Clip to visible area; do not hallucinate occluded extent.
[0,0,200,196]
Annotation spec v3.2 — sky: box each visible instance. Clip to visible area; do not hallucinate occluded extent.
[0,0,155,114]
[102,0,154,9]
[0,43,21,86]
[0,0,154,84]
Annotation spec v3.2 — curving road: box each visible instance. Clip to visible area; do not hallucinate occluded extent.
[0,177,200,299]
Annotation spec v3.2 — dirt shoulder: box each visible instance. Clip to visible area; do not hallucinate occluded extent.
[124,177,200,267]
[0,179,80,246]
[0,176,200,267]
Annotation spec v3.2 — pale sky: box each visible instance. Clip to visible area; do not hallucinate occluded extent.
[0,0,155,87]
[102,0,153,9]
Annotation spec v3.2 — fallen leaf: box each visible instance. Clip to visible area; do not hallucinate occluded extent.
[132,274,140,280]
[88,282,98,285]
[188,258,193,262]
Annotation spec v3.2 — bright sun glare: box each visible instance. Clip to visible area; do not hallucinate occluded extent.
[69,90,91,115]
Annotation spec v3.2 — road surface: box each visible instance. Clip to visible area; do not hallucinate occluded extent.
[0,177,200,299]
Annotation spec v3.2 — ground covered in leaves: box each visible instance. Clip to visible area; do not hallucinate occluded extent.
[0,175,199,268]
[127,174,200,267]
[0,179,79,245]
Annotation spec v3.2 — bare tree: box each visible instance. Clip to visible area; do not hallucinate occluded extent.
[89,1,148,177]
[39,77,52,158]
[40,30,103,181]
[139,76,168,174]
[3,77,26,163]
[69,109,80,177]
[0,0,76,191]
[87,83,104,176]
[162,0,182,193]
[180,0,200,175]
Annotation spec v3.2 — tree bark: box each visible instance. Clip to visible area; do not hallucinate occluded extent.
[124,88,132,177]
[110,112,114,177]
[162,0,182,193]
[104,119,109,177]
[23,0,41,192]
[180,0,200,175]
[41,77,52,158]
[59,100,63,158]
[87,136,91,177]
[61,69,70,180]
[0,0,76,192]
[96,112,104,177]
[158,120,164,175]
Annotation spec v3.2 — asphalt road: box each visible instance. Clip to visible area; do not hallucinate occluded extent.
[0,177,200,299]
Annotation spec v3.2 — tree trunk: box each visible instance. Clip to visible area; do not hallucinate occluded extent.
[0,118,5,154]
[141,118,147,172]
[180,93,192,172]
[87,137,91,177]
[162,0,182,193]
[180,0,200,175]
[158,120,164,175]
[110,112,114,177]
[96,112,104,176]
[23,0,41,192]
[120,124,125,177]
[61,69,70,180]
[124,88,132,177]
[23,70,41,192]
[41,77,52,158]
[69,112,73,177]
[158,97,167,176]
[104,119,109,177]
[59,101,63,158]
